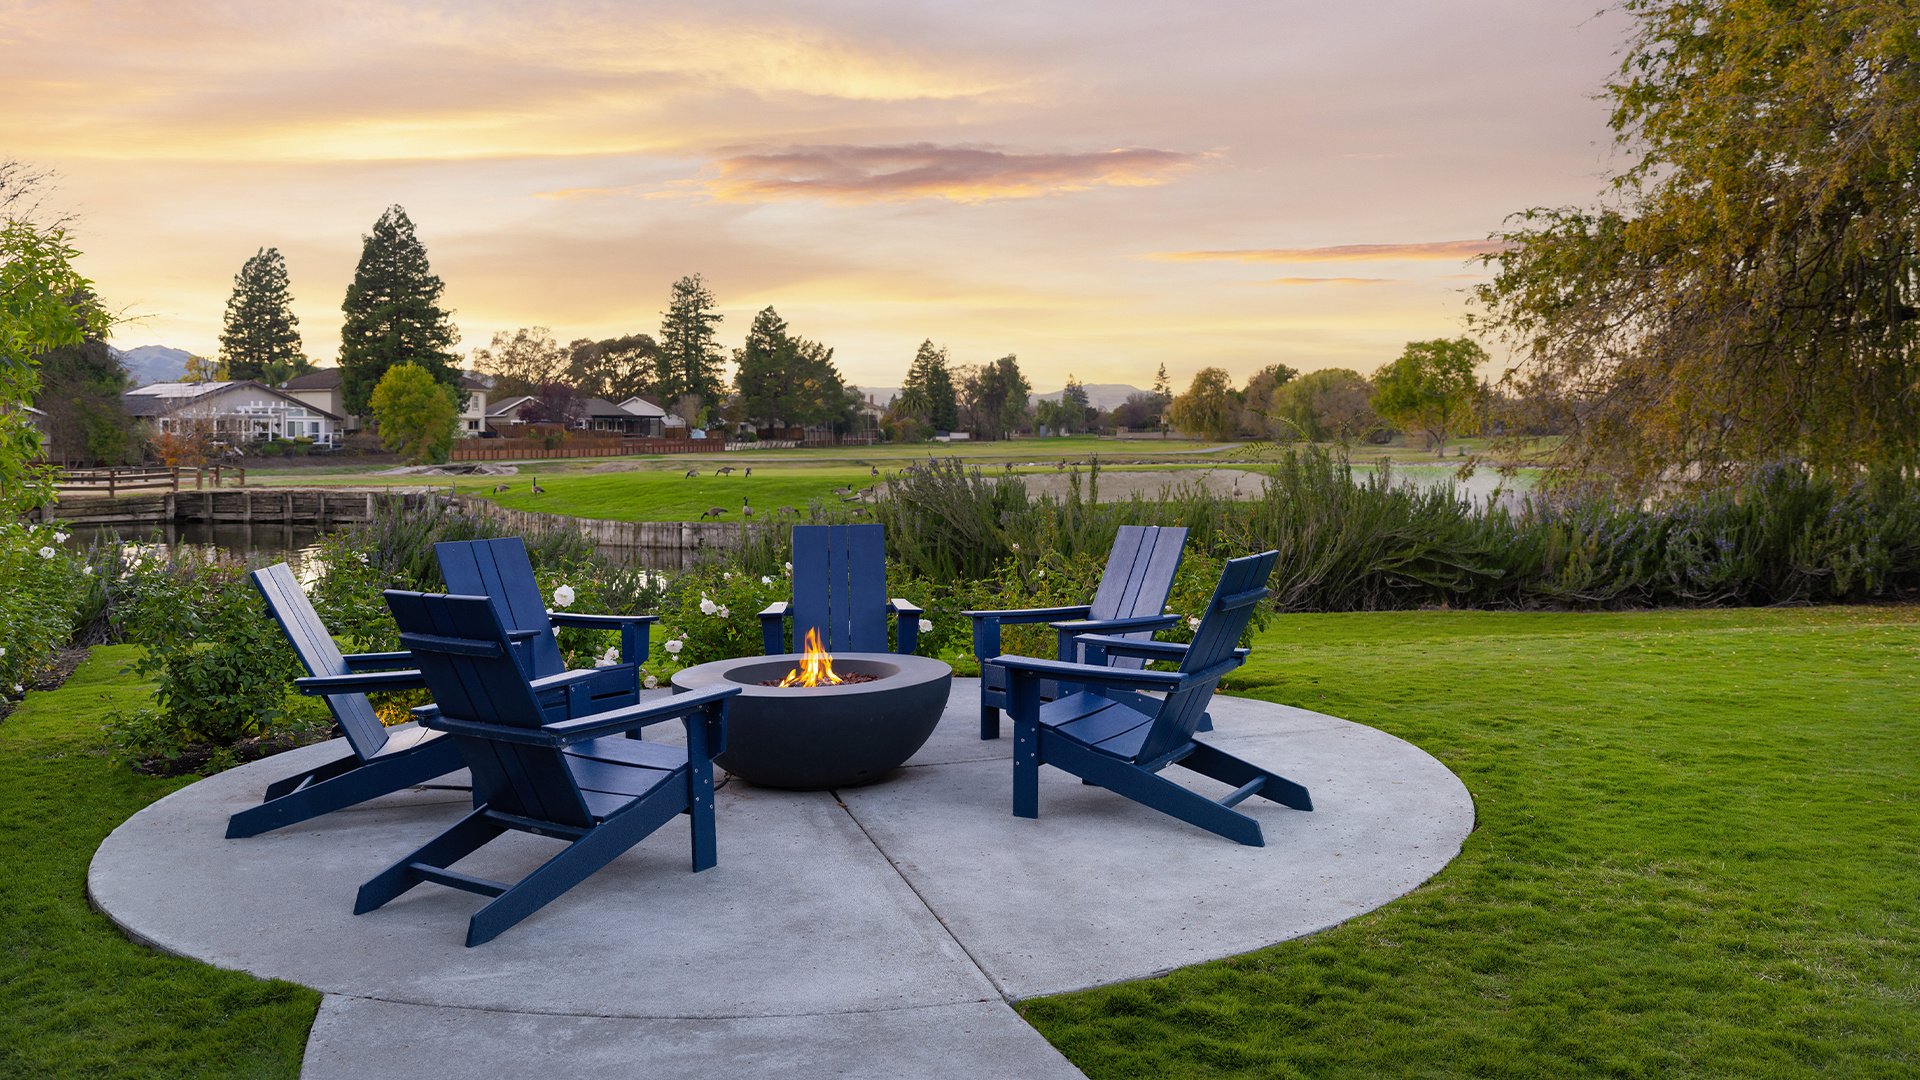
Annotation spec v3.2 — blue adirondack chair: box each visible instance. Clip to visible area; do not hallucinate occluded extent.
[990,550,1312,846]
[759,524,924,655]
[965,524,1188,739]
[363,589,738,946]
[228,564,465,839]
[436,536,653,716]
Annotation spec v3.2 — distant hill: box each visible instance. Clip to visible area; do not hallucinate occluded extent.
[114,345,192,386]
[1034,383,1147,412]
[852,386,900,406]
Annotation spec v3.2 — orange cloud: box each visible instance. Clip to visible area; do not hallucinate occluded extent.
[699,144,1199,204]
[1154,240,1509,263]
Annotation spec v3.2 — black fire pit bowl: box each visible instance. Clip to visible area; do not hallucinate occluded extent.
[670,652,953,790]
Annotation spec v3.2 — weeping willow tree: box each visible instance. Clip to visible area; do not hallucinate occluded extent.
[1476,0,1920,490]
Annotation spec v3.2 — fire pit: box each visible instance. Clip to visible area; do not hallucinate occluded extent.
[670,633,953,790]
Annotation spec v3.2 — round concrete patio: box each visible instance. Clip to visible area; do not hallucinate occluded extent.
[90,679,1473,1079]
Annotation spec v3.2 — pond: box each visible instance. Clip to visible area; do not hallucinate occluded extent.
[62,522,332,575]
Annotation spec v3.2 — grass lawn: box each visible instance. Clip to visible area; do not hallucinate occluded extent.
[1024,605,1920,1077]
[6,607,1910,1076]
[0,646,317,1078]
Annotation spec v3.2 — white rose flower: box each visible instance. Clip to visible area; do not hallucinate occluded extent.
[717,605,730,619]
[918,619,933,633]
[643,675,658,690]
[11,685,21,694]
[1009,542,1020,551]
[699,597,718,615]
[1187,617,1201,630]
[602,646,621,663]
[783,561,792,574]
[37,546,55,559]
[82,566,94,576]
[664,639,684,655]
[723,572,732,580]
[53,531,68,542]
[552,585,576,608]
[636,572,651,589]
[760,575,772,585]
[0,647,7,657]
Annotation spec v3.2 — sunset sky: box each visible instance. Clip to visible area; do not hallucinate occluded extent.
[2,1,1628,393]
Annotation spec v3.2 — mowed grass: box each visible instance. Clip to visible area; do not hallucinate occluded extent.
[0,646,317,1078]
[1024,605,1920,1078]
[465,465,883,522]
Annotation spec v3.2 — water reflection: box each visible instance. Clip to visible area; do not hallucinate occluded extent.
[63,522,331,575]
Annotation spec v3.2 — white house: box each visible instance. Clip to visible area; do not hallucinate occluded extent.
[124,381,346,447]
[282,368,492,437]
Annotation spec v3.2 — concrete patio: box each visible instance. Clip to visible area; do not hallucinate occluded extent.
[90,679,1473,1079]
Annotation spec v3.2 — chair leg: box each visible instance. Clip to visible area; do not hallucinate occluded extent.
[1179,742,1313,812]
[980,704,1001,740]
[356,808,505,915]
[1012,722,1041,818]
[227,739,465,839]
[1092,762,1266,846]
[465,790,682,946]
[687,760,717,873]
[1196,710,1214,733]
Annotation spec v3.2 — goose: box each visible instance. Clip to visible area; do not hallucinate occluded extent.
[492,483,511,493]
[744,466,752,477]
[700,506,729,519]
[870,465,879,477]
[778,505,797,515]
[530,477,545,495]
[741,499,754,518]
[716,465,735,476]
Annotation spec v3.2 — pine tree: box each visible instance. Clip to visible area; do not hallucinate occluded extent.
[734,307,845,431]
[656,274,724,415]
[1152,363,1172,404]
[898,340,959,431]
[218,247,309,384]
[338,206,460,417]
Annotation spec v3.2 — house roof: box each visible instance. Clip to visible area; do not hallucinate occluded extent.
[486,395,537,418]
[282,369,340,391]
[124,380,344,421]
[615,395,667,418]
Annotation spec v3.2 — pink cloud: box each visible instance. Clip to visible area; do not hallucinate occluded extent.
[700,143,1199,204]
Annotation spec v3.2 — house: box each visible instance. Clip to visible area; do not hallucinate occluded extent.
[615,395,669,438]
[581,397,661,436]
[488,394,671,438]
[124,381,346,447]
[282,368,492,437]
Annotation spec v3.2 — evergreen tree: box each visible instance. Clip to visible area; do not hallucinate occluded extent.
[338,206,460,417]
[1060,374,1091,434]
[898,340,958,431]
[218,247,309,384]
[733,306,844,431]
[34,334,131,464]
[656,274,724,414]
[963,355,1031,440]
[1152,363,1172,404]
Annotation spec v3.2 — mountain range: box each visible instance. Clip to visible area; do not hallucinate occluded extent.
[113,345,192,386]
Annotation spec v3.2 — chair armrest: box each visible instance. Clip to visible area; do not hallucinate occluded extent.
[888,598,924,617]
[546,685,741,745]
[547,611,658,630]
[528,668,607,695]
[1047,613,1178,634]
[416,707,560,747]
[1072,633,1191,661]
[294,668,427,696]
[961,604,1092,623]
[990,654,1184,691]
[505,628,543,642]
[759,601,791,653]
[341,651,414,672]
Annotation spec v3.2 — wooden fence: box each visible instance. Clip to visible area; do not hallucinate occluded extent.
[450,436,724,461]
[54,465,246,497]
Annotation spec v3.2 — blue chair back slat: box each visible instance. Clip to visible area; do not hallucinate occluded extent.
[789,524,891,653]
[385,589,596,829]
[1134,550,1276,763]
[435,538,565,679]
[1083,525,1187,670]
[251,563,390,760]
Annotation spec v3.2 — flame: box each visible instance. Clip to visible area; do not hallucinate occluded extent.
[778,628,845,687]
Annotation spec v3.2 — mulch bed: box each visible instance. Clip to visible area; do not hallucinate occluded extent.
[132,729,332,778]
[0,646,93,726]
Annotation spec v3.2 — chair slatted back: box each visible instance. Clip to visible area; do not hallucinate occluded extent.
[1134,550,1277,764]
[1083,525,1187,669]
[788,524,890,653]
[385,590,595,829]
[251,563,389,760]
[435,538,564,679]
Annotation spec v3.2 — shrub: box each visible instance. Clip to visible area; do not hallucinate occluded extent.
[109,554,302,752]
[0,522,92,696]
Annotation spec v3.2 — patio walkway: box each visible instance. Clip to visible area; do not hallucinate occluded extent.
[89,679,1473,1079]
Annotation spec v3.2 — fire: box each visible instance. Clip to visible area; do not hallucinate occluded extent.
[778,628,845,687]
